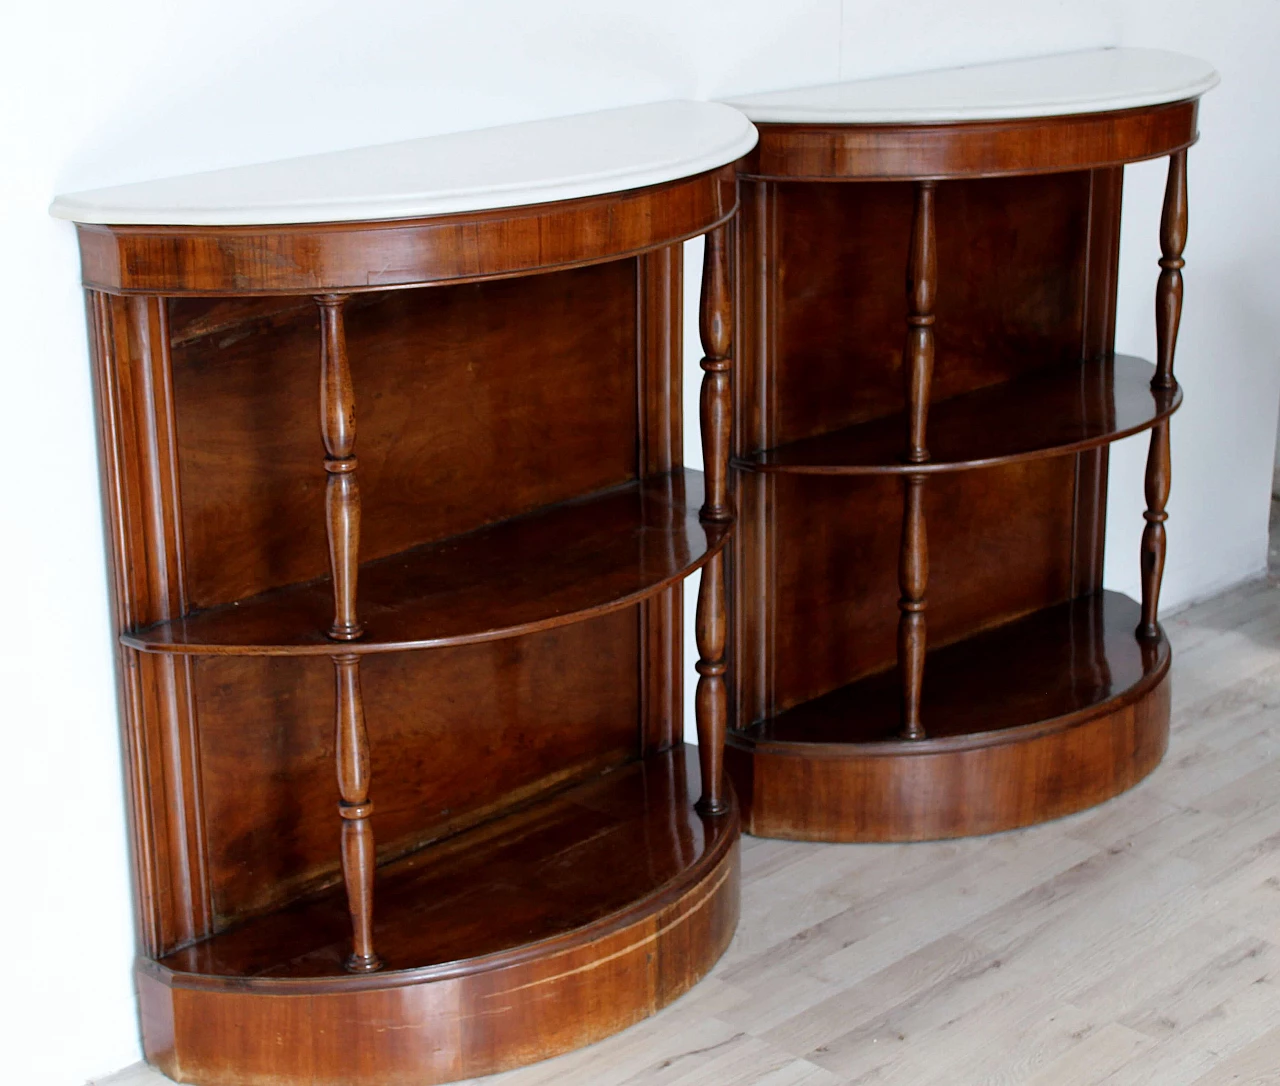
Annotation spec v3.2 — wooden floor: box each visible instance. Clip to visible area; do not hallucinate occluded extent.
[100,576,1280,1086]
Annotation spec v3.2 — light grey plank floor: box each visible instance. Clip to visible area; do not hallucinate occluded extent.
[98,577,1280,1086]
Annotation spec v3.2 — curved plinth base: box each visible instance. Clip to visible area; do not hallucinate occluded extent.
[727,592,1171,842]
[137,747,739,1086]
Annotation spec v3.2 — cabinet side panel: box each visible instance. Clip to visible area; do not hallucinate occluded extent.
[731,182,779,727]
[88,291,211,956]
[170,260,639,610]
[1072,165,1125,597]
[194,609,641,928]
[638,246,684,754]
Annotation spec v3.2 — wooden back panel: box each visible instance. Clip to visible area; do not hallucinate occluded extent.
[733,170,1121,724]
[171,261,639,610]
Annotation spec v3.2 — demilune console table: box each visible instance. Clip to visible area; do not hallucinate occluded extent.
[53,101,756,1086]
[720,48,1218,841]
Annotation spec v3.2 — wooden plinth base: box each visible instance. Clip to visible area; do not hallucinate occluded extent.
[138,746,739,1086]
[727,591,1170,842]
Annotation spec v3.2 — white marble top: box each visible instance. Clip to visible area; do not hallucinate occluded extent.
[50,100,758,227]
[724,48,1218,125]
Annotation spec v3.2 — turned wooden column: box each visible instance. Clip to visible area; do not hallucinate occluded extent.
[898,181,936,740]
[1139,151,1187,640]
[317,294,380,972]
[696,223,732,816]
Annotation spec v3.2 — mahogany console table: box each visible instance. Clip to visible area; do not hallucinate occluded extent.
[721,49,1218,841]
[53,102,756,1086]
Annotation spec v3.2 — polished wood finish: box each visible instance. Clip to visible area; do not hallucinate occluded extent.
[1140,149,1189,640]
[738,355,1180,475]
[333,653,379,972]
[111,578,1280,1086]
[727,591,1170,840]
[317,295,363,641]
[139,747,741,1086]
[729,98,1203,841]
[902,182,937,465]
[76,169,736,295]
[1154,150,1189,391]
[741,100,1199,181]
[123,472,725,655]
[316,293,378,971]
[694,220,735,815]
[897,474,928,740]
[897,181,937,740]
[76,167,739,1083]
[695,552,730,816]
[699,223,734,523]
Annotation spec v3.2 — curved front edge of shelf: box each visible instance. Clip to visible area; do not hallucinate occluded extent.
[736,356,1182,476]
[123,471,733,657]
[135,747,740,1086]
[727,595,1172,842]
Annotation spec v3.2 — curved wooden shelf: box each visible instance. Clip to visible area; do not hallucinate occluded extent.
[726,591,1171,841]
[737,355,1180,475]
[137,745,740,1085]
[124,470,727,656]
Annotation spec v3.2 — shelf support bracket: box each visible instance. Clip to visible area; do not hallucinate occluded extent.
[696,222,733,815]
[1140,150,1187,640]
[317,294,380,972]
[898,181,936,740]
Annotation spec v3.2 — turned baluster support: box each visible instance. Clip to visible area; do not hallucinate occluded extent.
[317,294,380,972]
[695,552,729,816]
[699,223,733,524]
[899,475,928,740]
[1139,151,1187,640]
[334,654,380,972]
[695,222,733,815]
[319,295,363,642]
[898,181,936,740]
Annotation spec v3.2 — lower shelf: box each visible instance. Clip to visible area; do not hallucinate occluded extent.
[138,745,739,1086]
[727,591,1170,842]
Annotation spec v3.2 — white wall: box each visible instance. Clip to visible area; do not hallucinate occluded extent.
[3,4,1275,1083]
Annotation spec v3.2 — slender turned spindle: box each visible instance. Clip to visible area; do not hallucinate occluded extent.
[316,295,379,972]
[898,475,928,740]
[695,552,729,816]
[1139,151,1188,639]
[898,181,936,740]
[695,222,733,815]
[1153,150,1187,392]
[904,181,937,464]
[319,294,363,642]
[334,654,380,972]
[699,223,733,523]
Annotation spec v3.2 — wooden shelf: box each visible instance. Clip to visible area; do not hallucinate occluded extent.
[740,590,1166,750]
[727,591,1172,841]
[737,355,1180,475]
[124,470,726,656]
[147,746,736,987]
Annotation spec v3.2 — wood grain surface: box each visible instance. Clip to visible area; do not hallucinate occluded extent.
[100,578,1280,1086]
